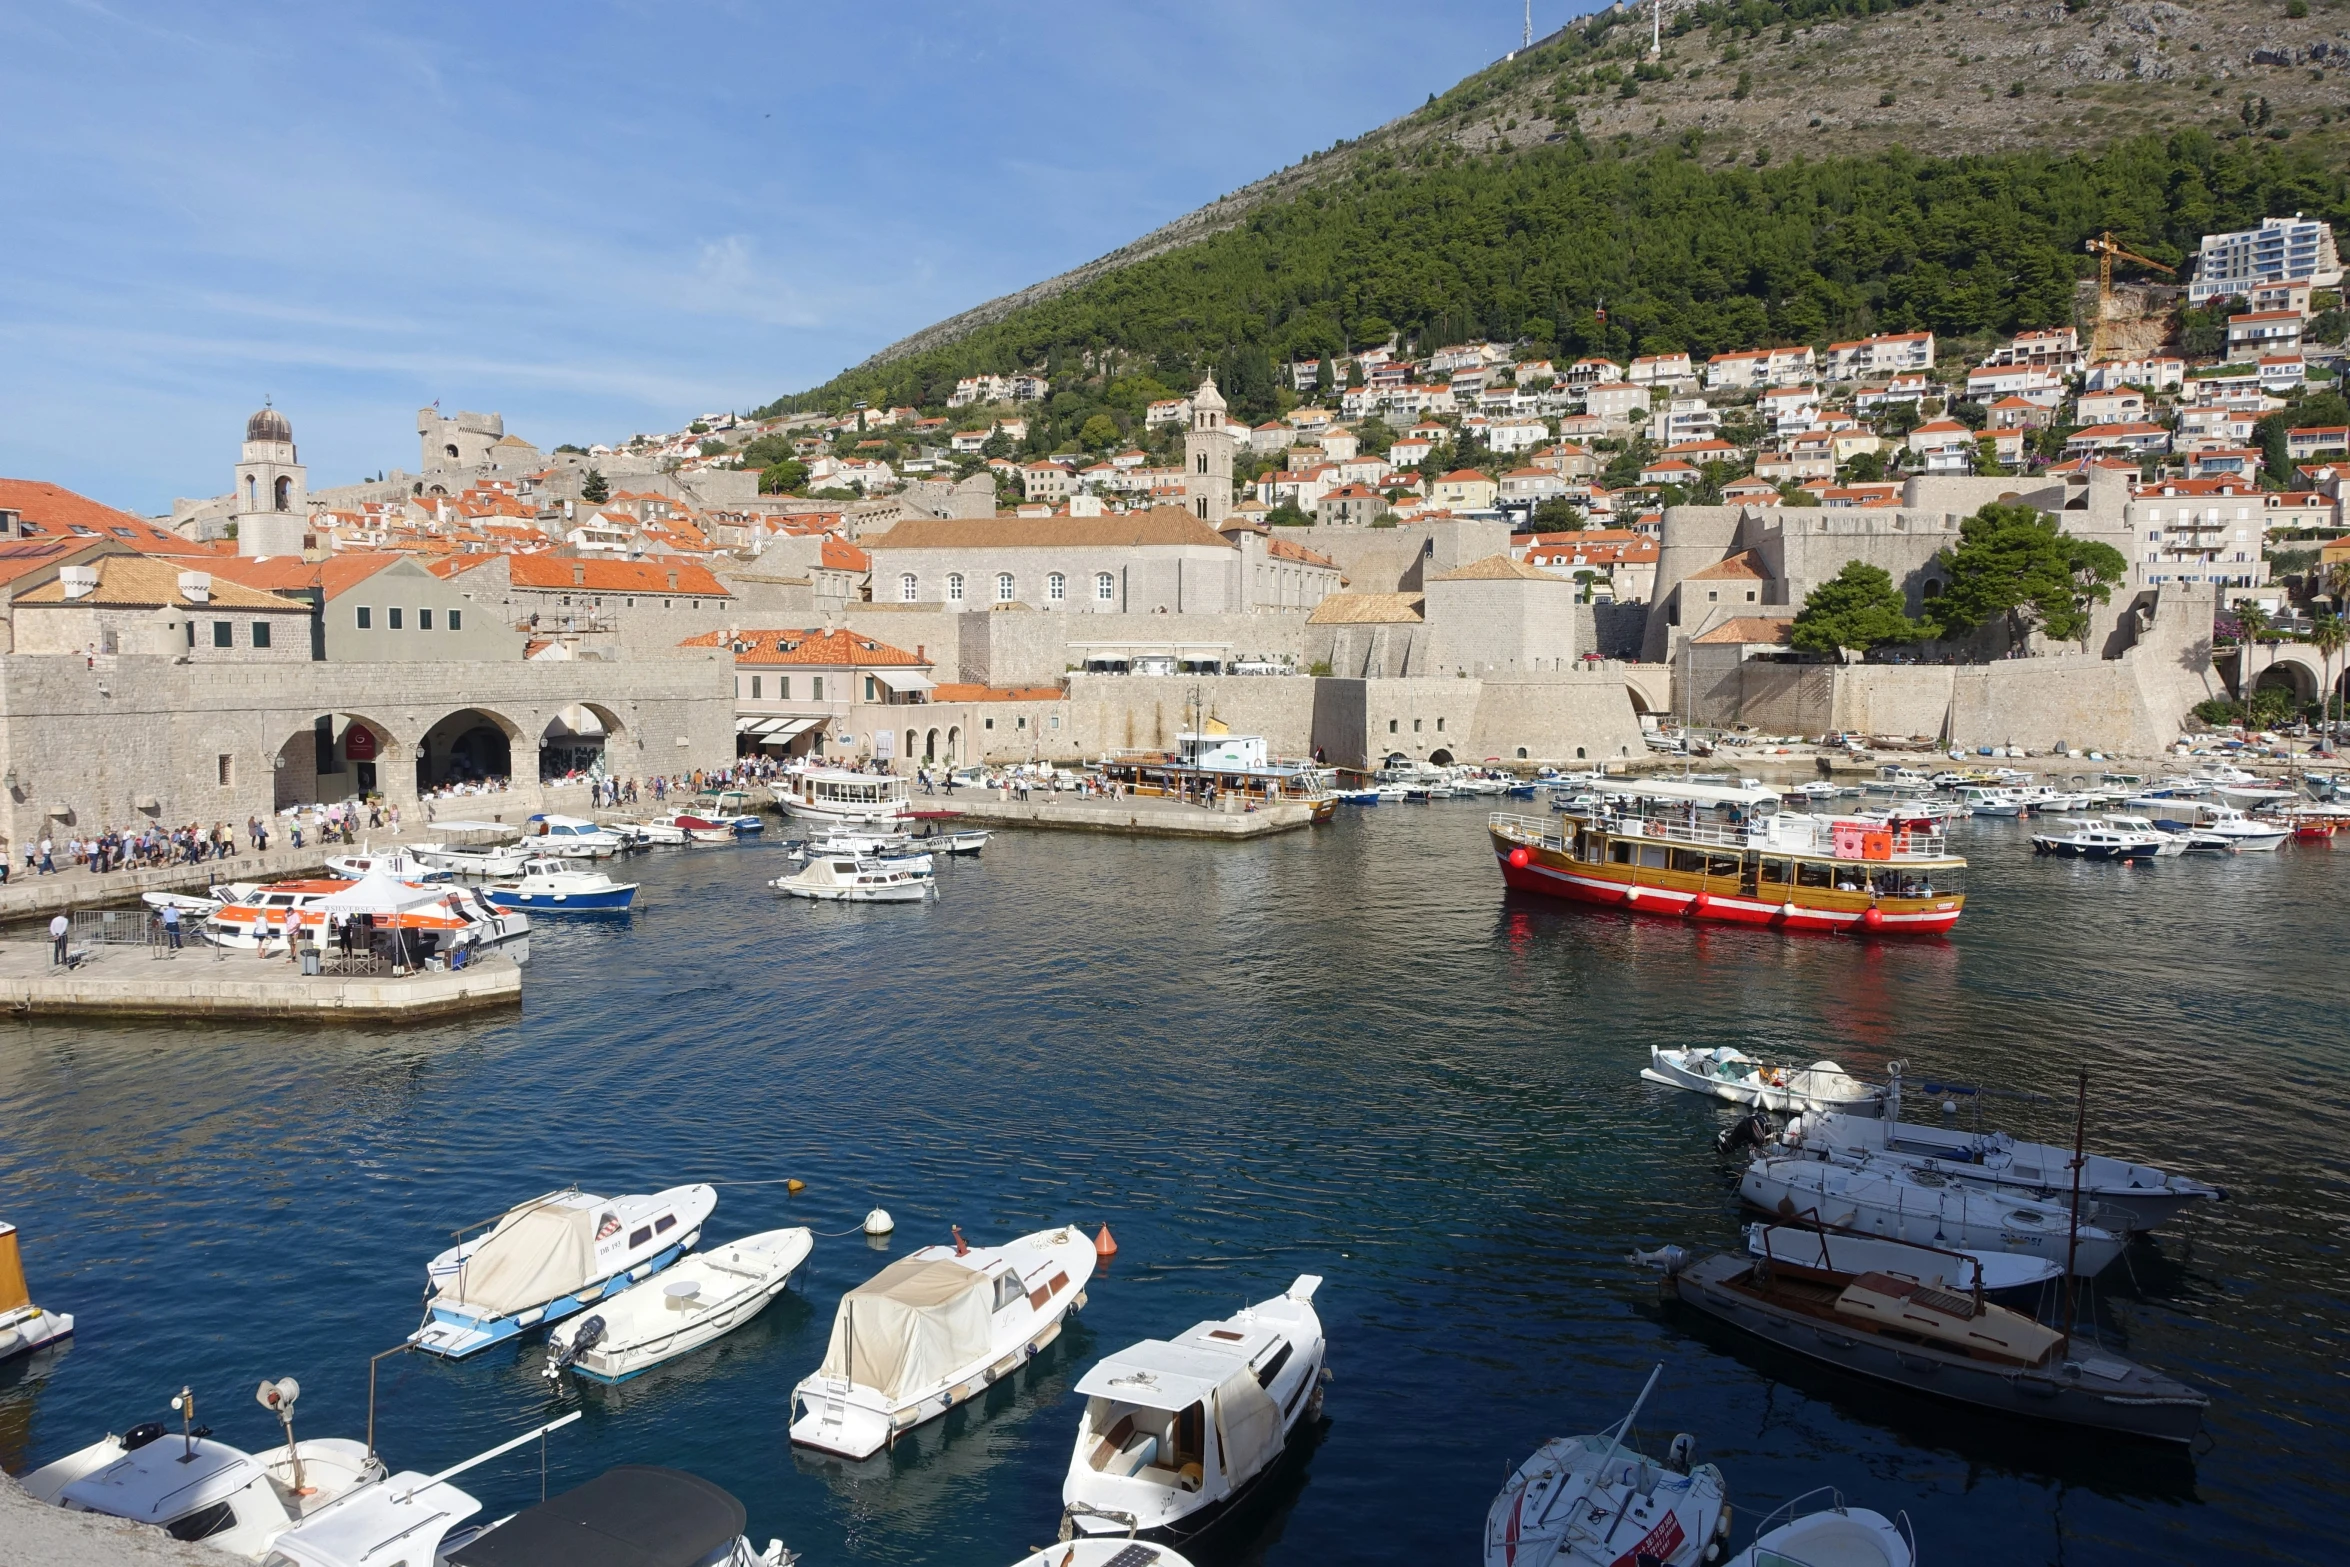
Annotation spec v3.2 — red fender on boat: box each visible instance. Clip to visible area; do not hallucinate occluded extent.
[1507,846,1530,869]
[1861,906,1885,932]
[1689,892,1711,917]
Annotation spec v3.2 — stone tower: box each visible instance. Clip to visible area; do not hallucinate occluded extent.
[1183,374,1235,525]
[232,403,310,557]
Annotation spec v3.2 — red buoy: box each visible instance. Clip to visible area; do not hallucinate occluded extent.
[1861,906,1885,932]
[1507,846,1531,869]
[1689,892,1711,917]
[1094,1225,1118,1259]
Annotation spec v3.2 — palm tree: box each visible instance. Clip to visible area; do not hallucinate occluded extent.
[2234,602,2272,729]
[2313,615,2349,754]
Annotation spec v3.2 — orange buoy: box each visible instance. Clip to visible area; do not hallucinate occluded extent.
[785,1178,805,1194]
[1094,1225,1118,1259]
[952,1224,968,1256]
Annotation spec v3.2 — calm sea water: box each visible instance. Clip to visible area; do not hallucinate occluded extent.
[2,802,2346,1566]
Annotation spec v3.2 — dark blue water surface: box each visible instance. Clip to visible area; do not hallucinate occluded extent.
[2,802,2346,1566]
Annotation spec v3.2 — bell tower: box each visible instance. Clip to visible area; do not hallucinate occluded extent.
[1182,375,1234,525]
[232,401,311,557]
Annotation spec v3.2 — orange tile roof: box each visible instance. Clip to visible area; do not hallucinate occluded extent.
[929,683,1063,702]
[503,555,732,596]
[0,539,88,587]
[1692,616,1793,646]
[820,536,870,571]
[1684,549,1772,582]
[16,555,311,611]
[0,478,216,554]
[680,626,928,667]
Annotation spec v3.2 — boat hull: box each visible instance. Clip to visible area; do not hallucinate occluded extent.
[1667,1253,2205,1442]
[485,885,637,912]
[412,1230,701,1359]
[1493,835,1963,936]
[550,1229,811,1383]
[0,1304,73,1363]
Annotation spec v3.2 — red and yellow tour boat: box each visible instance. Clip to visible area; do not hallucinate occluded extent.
[1490,779,1965,936]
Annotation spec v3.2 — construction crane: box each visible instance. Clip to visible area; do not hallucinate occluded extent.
[2083,231,2176,363]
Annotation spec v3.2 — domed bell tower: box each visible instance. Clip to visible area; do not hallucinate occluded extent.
[1183,375,1234,525]
[232,402,311,557]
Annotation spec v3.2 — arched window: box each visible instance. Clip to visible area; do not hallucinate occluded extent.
[273,476,291,512]
[1196,452,1208,474]
[946,573,965,603]
[995,572,1014,603]
[445,443,460,459]
[900,572,919,602]
[1046,572,1066,602]
[245,475,257,508]
[1095,571,1115,603]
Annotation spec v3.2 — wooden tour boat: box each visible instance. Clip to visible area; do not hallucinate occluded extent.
[1490,780,1964,936]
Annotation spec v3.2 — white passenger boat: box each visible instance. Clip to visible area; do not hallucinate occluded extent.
[521,813,627,859]
[1725,1492,1914,1567]
[1743,1222,2063,1295]
[790,1224,1096,1460]
[484,857,638,913]
[23,1383,388,1560]
[772,856,933,903]
[412,1184,715,1359]
[2028,817,2165,862]
[1955,786,2024,817]
[1062,1276,1327,1545]
[323,849,449,882]
[1740,1152,2126,1275]
[207,876,532,964]
[1482,1366,1730,1567]
[773,767,913,826]
[1783,1074,2224,1231]
[410,840,535,877]
[1641,1046,1882,1115]
[0,1222,73,1364]
[545,1226,812,1384]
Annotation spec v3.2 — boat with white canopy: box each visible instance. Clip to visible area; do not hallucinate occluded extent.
[773,768,913,826]
[790,1225,1096,1460]
[772,856,933,902]
[1642,1046,1882,1115]
[1061,1276,1326,1545]
[1482,1366,1730,1567]
[545,1226,812,1384]
[410,840,535,877]
[411,1184,715,1359]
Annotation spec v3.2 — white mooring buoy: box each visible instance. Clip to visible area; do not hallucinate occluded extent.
[863,1207,895,1236]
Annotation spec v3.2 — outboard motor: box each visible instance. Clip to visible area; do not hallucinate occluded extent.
[1714,1109,1776,1157]
[120,1421,167,1452]
[546,1314,606,1379]
[1665,1433,1696,1475]
[1626,1244,1690,1277]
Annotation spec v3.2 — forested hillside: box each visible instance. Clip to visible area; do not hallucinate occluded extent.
[764,130,2346,443]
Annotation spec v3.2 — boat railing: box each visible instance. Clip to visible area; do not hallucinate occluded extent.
[1490,812,1566,851]
[1743,1487,1913,1565]
[1513,808,1950,860]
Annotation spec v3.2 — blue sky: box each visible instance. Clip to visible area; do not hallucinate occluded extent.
[0,2,1567,515]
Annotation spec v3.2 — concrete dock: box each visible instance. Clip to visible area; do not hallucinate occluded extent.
[938,794,1317,838]
[0,941,522,1022]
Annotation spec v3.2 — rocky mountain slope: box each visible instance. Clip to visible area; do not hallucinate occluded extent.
[849,0,2350,373]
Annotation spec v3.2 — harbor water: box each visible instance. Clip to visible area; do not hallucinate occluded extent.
[1,803,2345,1565]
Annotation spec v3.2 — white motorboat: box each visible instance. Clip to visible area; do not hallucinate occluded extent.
[412,1184,716,1359]
[2028,817,2164,862]
[610,818,688,846]
[1062,1276,1327,1545]
[773,767,913,826]
[1740,1151,2126,1275]
[790,1224,1096,1460]
[1955,786,2024,817]
[1009,1538,1195,1567]
[546,1226,812,1384]
[142,889,222,915]
[0,1222,73,1363]
[485,857,638,913]
[1483,1366,1730,1567]
[790,825,915,857]
[919,827,991,855]
[522,813,626,859]
[410,840,535,877]
[1725,1491,1914,1567]
[651,810,741,844]
[431,1465,784,1567]
[2127,797,2289,850]
[23,1383,387,1561]
[772,856,933,903]
[1784,1074,2224,1231]
[324,850,449,882]
[1641,1046,1882,1115]
[1743,1222,2063,1295]
[2102,814,2188,856]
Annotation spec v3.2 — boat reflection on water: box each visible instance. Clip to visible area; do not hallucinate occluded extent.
[0,1339,73,1475]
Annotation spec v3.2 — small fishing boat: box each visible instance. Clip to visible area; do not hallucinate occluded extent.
[1785,1073,2223,1231]
[652,811,741,844]
[790,1224,1096,1460]
[0,1222,73,1363]
[1641,1247,2208,1442]
[917,826,991,854]
[522,813,627,858]
[323,849,449,882]
[1062,1276,1327,1545]
[1739,1152,2126,1275]
[693,790,767,834]
[772,856,933,903]
[2028,817,2164,862]
[2101,814,2188,856]
[609,818,688,846]
[546,1227,812,1384]
[1724,1491,1914,1567]
[23,1381,389,1560]
[410,840,535,877]
[412,1184,715,1359]
[438,1465,786,1567]
[1482,1366,1730,1567]
[1642,1046,1882,1115]
[1743,1222,2063,1296]
[484,857,638,913]
[1333,787,1382,804]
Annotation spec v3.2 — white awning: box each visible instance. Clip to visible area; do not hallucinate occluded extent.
[751,717,820,744]
[872,669,936,693]
[734,716,762,733]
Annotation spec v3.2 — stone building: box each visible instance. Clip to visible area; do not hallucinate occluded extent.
[1421,555,1578,675]
[228,405,311,556]
[207,554,528,662]
[13,557,313,660]
[417,408,544,477]
[862,508,1336,615]
[429,554,736,659]
[1182,375,1236,524]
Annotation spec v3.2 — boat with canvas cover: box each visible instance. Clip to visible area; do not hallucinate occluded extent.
[771,856,933,902]
[0,1220,73,1363]
[1723,1491,1913,1567]
[1742,1223,2062,1295]
[790,1225,1096,1460]
[1641,1246,2207,1442]
[1779,1070,2224,1231]
[1061,1277,1327,1545]
[411,1185,715,1359]
[545,1227,812,1384]
[1739,1153,2126,1275]
[1481,1366,1730,1567]
[1641,1046,1882,1115]
[484,857,638,913]
[440,1465,786,1567]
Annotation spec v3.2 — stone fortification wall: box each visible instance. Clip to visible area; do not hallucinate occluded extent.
[1641,504,1747,662]
[1423,575,1578,675]
[0,656,734,849]
[1065,674,1320,755]
[1463,674,1651,766]
[1296,518,1512,593]
[845,608,1313,687]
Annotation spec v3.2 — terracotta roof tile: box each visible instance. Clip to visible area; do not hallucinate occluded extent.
[16,554,312,611]
[683,626,929,668]
[1691,616,1792,645]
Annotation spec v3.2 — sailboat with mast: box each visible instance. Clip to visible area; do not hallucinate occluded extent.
[1482,1367,1732,1567]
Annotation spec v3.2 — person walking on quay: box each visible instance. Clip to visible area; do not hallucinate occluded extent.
[49,911,69,967]
[38,836,54,875]
[161,902,182,955]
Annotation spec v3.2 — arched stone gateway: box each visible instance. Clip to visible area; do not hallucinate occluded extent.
[1428,748,1455,766]
[540,705,609,780]
[947,725,961,763]
[272,713,400,809]
[925,728,939,762]
[416,707,522,791]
